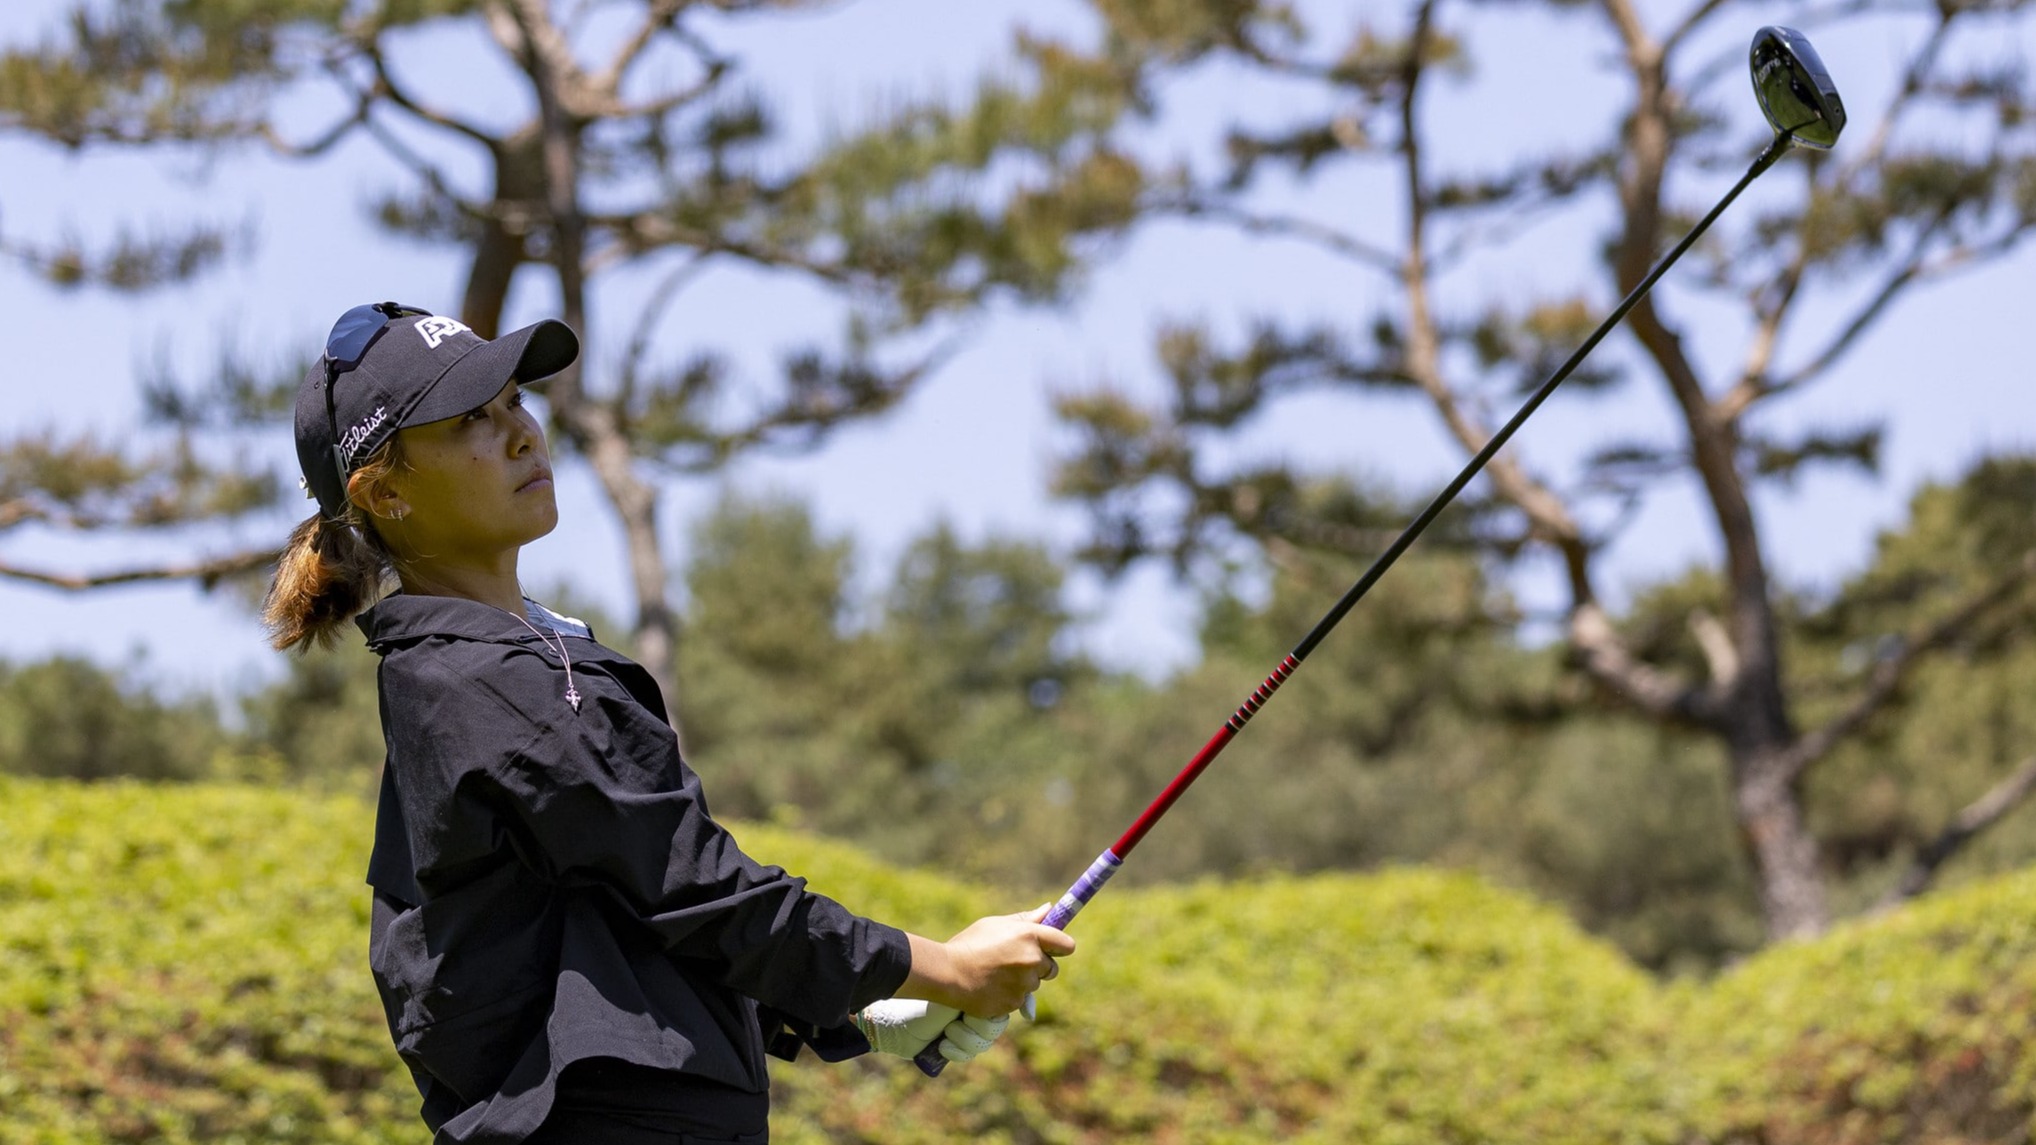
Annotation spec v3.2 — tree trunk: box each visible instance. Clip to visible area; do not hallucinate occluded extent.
[460,127,540,340]
[1732,743,1829,939]
[509,3,688,746]
[1596,2,1834,942]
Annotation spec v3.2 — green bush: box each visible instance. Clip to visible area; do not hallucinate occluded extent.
[1,779,2031,1144]
[0,780,409,1145]
[1674,878,2036,1144]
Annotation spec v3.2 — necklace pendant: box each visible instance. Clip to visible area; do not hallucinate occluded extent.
[566,686,582,712]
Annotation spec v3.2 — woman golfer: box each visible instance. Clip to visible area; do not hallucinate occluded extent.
[263,302,1075,1144]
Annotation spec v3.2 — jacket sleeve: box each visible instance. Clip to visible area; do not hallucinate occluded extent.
[386,646,913,1028]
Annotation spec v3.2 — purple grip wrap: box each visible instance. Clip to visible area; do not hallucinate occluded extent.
[915,849,1123,1078]
[1044,849,1122,930]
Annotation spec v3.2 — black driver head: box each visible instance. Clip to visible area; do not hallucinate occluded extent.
[1750,26,1846,150]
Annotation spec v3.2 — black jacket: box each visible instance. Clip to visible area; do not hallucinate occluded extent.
[358,593,913,1144]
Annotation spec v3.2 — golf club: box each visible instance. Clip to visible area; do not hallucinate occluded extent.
[918,24,1844,1077]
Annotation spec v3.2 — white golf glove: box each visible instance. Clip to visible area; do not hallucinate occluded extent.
[854,999,1011,1064]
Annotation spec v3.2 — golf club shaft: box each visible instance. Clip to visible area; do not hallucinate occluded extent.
[917,134,1792,1079]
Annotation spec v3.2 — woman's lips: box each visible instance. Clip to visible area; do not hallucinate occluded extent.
[517,471,553,493]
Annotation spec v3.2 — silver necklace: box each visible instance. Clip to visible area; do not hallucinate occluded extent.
[513,606,582,713]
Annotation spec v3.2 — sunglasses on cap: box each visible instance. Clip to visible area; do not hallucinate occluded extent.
[322,301,432,488]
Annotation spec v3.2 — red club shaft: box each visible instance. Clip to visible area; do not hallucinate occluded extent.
[1113,654,1297,857]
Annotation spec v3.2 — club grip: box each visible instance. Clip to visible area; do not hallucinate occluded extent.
[912,850,1122,1079]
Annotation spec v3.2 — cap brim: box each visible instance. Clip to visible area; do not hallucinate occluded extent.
[400,319,580,427]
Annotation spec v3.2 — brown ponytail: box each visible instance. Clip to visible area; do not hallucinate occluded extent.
[262,440,409,652]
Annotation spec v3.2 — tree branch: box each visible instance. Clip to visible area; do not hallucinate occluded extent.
[1783,551,2036,781]
[1162,194,1401,273]
[1569,601,1715,725]
[1378,0,1706,725]
[361,41,500,146]
[1598,0,1654,66]
[0,501,47,531]
[591,0,739,122]
[1727,10,1998,417]
[1428,183,1591,271]
[1394,2,1597,602]
[0,548,279,592]
[649,336,965,473]
[1662,0,1734,56]
[618,251,713,410]
[612,30,730,121]
[1689,608,1740,689]
[1877,753,2036,909]
[258,76,372,158]
[1837,13,1952,185]
[598,0,690,95]
[594,210,859,284]
[320,55,501,223]
[506,0,602,123]
[1718,222,1810,424]
[1759,210,1950,397]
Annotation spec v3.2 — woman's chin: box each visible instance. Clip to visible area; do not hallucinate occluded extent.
[520,500,562,542]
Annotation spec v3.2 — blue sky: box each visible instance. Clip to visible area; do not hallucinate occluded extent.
[3,0,2033,703]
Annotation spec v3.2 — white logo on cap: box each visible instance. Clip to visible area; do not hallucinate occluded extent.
[414,315,472,349]
[340,406,388,462]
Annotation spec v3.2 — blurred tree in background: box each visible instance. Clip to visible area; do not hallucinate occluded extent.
[1048,0,2036,939]
[6,456,2036,970]
[673,494,1094,872]
[0,0,1139,749]
[0,654,230,782]
[2,0,2035,972]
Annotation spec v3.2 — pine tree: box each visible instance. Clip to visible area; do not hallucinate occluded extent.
[0,1,1141,755]
[1049,0,2036,939]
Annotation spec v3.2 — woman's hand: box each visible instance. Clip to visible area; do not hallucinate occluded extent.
[854,999,1011,1064]
[901,905,1076,1018]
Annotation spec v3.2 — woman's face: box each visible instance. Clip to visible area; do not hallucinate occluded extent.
[375,381,558,564]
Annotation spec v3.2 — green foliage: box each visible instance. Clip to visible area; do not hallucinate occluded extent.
[882,522,1074,700]
[673,492,864,817]
[667,497,1773,969]
[685,492,856,679]
[1088,0,1304,66]
[0,657,229,782]
[0,780,409,1144]
[1038,543,1771,971]
[5,779,2034,1143]
[1787,458,2036,904]
[1503,719,1762,972]
[0,430,276,531]
[0,224,240,293]
[774,862,1683,1145]
[16,453,2036,974]
[675,495,1094,879]
[233,640,387,795]
[0,0,346,146]
[783,34,1144,325]
[1,0,1143,707]
[1675,875,2036,1144]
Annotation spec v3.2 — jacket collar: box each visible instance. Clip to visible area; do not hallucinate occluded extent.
[358,591,545,651]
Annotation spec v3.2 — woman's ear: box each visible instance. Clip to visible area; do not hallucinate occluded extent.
[348,472,410,523]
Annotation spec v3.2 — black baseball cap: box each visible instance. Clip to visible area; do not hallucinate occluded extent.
[293,302,579,520]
